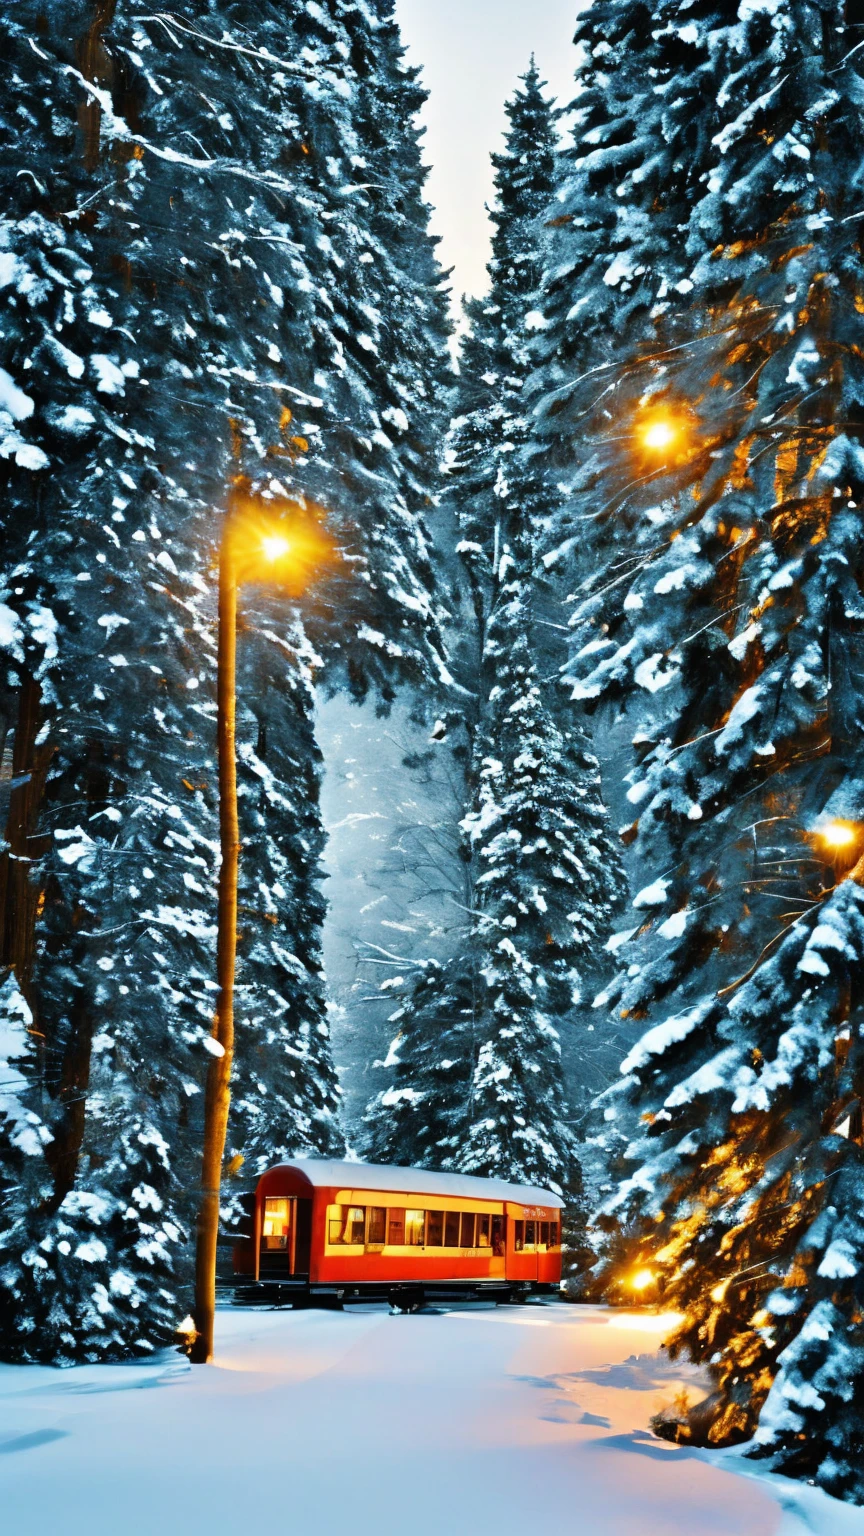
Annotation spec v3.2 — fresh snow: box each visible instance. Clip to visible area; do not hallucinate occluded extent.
[0,1302,858,1535]
[0,365,34,420]
[277,1156,565,1207]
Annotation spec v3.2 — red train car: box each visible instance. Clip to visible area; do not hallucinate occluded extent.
[232,1158,564,1309]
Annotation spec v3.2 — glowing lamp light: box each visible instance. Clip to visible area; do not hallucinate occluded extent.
[641,418,677,452]
[819,820,857,851]
[630,1268,655,1292]
[261,534,291,563]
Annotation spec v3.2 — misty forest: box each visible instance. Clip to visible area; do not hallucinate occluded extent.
[4,0,864,1518]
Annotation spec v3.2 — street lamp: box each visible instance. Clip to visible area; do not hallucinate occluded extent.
[190,490,334,1365]
[630,1267,656,1294]
[635,405,692,464]
[817,819,858,853]
[809,817,864,883]
[641,419,677,452]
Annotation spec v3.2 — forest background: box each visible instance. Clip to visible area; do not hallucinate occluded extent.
[3,0,864,1511]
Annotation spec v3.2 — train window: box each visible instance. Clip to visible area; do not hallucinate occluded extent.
[524,1220,536,1247]
[540,1221,550,1248]
[444,1212,460,1246]
[405,1210,426,1246]
[477,1214,491,1249]
[514,1220,524,1252]
[492,1216,505,1257]
[427,1210,444,1246]
[550,1223,559,1248]
[388,1209,405,1245]
[460,1212,475,1248]
[262,1197,290,1250]
[328,1205,366,1245]
[367,1207,386,1245]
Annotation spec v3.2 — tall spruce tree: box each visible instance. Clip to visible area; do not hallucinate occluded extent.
[554,0,864,1500]
[524,0,730,575]
[0,0,449,1363]
[367,65,621,1194]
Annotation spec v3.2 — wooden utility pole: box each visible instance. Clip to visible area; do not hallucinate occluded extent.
[191,527,239,1364]
[188,491,333,1362]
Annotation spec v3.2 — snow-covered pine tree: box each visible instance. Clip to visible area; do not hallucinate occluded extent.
[0,0,448,1362]
[367,65,621,1195]
[224,0,454,1188]
[363,952,482,1169]
[560,0,864,1495]
[455,626,620,1191]
[450,58,558,673]
[524,0,729,572]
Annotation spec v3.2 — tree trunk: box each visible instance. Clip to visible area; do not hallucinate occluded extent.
[0,669,52,991]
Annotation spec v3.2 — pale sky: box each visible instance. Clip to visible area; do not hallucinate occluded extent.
[394,0,579,314]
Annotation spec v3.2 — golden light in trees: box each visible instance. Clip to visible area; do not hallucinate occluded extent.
[804,817,864,884]
[225,488,336,592]
[634,405,692,463]
[261,533,291,564]
[630,1268,656,1292]
[641,418,677,452]
[818,819,858,852]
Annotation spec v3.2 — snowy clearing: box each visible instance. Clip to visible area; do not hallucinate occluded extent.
[1,1301,860,1535]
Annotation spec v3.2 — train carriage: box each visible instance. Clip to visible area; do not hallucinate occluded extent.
[231,1158,564,1309]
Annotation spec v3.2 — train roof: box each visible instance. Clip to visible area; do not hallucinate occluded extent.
[266,1158,565,1209]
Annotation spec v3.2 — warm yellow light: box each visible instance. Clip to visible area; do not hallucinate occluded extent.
[819,820,857,850]
[642,419,676,451]
[226,488,336,594]
[630,1268,655,1292]
[261,534,291,563]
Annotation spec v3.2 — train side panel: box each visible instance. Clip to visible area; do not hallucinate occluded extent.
[244,1166,563,1293]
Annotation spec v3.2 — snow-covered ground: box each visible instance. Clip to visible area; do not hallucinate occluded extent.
[1,1302,862,1535]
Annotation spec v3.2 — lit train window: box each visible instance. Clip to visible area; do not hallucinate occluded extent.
[368,1207,386,1245]
[492,1216,505,1256]
[388,1209,405,1244]
[460,1212,475,1248]
[444,1212,460,1246]
[262,1197,290,1250]
[405,1210,425,1246]
[328,1205,366,1245]
[514,1220,524,1252]
[427,1211,444,1246]
[477,1214,491,1248]
[550,1223,559,1248]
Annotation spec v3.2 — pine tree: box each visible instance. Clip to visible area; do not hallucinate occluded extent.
[0,0,449,1362]
[451,58,558,672]
[555,0,864,1496]
[368,65,621,1196]
[524,0,730,569]
[364,953,482,1169]
[456,629,619,1190]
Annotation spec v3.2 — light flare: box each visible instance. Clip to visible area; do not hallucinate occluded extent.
[818,819,858,851]
[630,1267,656,1292]
[261,534,291,563]
[641,418,677,451]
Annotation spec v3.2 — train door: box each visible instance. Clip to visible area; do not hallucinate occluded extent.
[512,1216,539,1280]
[260,1197,292,1275]
[293,1198,312,1275]
[260,1196,313,1276]
[524,1218,539,1280]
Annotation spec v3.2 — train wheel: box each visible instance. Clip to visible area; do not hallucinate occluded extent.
[389,1287,424,1314]
[507,1288,529,1304]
